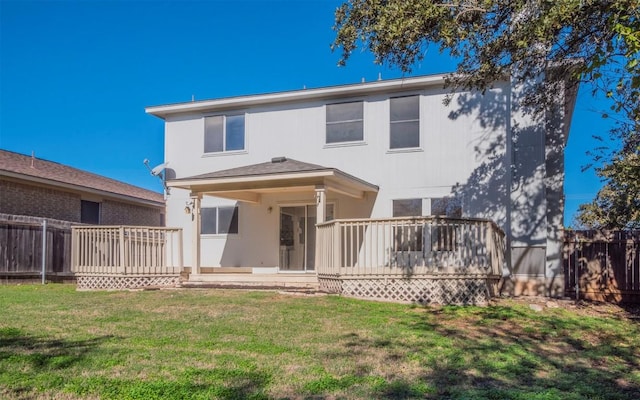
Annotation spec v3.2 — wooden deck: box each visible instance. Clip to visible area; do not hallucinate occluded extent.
[71,226,183,290]
[70,218,506,304]
[316,217,505,304]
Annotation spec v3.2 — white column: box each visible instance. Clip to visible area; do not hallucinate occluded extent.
[314,185,327,275]
[190,194,202,275]
[315,186,326,223]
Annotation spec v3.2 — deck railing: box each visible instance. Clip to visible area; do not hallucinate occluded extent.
[316,217,505,278]
[71,226,183,276]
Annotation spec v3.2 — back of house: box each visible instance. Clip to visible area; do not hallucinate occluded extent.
[147,73,576,297]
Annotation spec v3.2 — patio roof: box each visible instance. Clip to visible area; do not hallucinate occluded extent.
[167,157,378,203]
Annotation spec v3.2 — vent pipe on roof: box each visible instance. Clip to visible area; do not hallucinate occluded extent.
[31,151,35,168]
[271,157,287,163]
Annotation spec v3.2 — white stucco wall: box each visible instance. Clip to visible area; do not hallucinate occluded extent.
[159,79,557,272]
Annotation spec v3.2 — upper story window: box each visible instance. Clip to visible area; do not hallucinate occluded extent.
[204,115,245,153]
[201,206,239,235]
[390,96,420,149]
[326,101,364,144]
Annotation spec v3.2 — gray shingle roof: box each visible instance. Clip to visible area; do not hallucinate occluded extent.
[0,149,164,205]
[178,158,332,181]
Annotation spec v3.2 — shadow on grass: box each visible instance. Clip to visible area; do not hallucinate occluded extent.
[64,368,272,400]
[411,306,640,399]
[0,327,272,399]
[313,305,640,399]
[0,327,115,371]
[0,327,117,398]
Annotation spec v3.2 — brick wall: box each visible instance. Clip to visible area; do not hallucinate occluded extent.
[0,179,81,222]
[101,200,163,226]
[0,179,164,226]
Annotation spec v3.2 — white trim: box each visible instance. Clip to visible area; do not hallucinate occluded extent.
[167,169,378,194]
[323,141,368,149]
[202,150,248,158]
[386,148,424,154]
[146,75,448,118]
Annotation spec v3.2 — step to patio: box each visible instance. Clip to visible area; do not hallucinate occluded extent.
[180,273,319,290]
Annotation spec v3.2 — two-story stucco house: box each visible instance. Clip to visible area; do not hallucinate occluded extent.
[146,73,576,301]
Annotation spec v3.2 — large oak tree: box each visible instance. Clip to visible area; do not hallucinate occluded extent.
[333,0,639,228]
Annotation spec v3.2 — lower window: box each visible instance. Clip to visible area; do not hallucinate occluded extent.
[429,197,462,251]
[392,199,423,251]
[201,206,239,234]
[81,200,100,224]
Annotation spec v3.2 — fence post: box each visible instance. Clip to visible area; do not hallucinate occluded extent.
[41,219,47,284]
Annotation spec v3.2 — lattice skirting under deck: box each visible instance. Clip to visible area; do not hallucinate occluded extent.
[319,276,498,305]
[76,275,181,290]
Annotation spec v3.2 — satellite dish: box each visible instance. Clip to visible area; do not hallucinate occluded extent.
[151,162,169,177]
[143,158,170,194]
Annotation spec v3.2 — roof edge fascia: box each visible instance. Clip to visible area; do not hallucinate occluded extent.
[167,170,337,187]
[146,75,448,119]
[0,171,165,208]
[167,169,379,192]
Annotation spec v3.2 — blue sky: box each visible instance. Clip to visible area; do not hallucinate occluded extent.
[0,0,611,225]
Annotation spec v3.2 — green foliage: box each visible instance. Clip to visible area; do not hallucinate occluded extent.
[333,0,640,227]
[577,150,640,229]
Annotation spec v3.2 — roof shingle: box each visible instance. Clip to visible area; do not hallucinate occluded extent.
[179,158,330,181]
[0,149,164,205]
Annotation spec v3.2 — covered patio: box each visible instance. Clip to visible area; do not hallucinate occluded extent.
[71,157,505,304]
[167,157,379,280]
[167,157,505,303]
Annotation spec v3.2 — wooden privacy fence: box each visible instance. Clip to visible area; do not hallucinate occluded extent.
[72,226,183,290]
[564,230,640,303]
[316,217,505,304]
[0,214,73,282]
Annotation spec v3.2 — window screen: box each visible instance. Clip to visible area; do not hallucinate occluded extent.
[393,199,422,217]
[204,115,245,153]
[326,102,364,143]
[390,96,420,149]
[201,206,239,234]
[430,197,462,217]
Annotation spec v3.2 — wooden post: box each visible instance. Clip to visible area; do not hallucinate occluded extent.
[335,221,341,276]
[315,185,326,224]
[191,194,202,275]
[486,222,495,275]
[314,186,326,275]
[178,228,184,269]
[119,227,126,274]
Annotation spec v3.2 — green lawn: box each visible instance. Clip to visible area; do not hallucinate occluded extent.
[1,285,639,399]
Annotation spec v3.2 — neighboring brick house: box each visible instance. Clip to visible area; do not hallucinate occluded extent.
[0,149,164,225]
